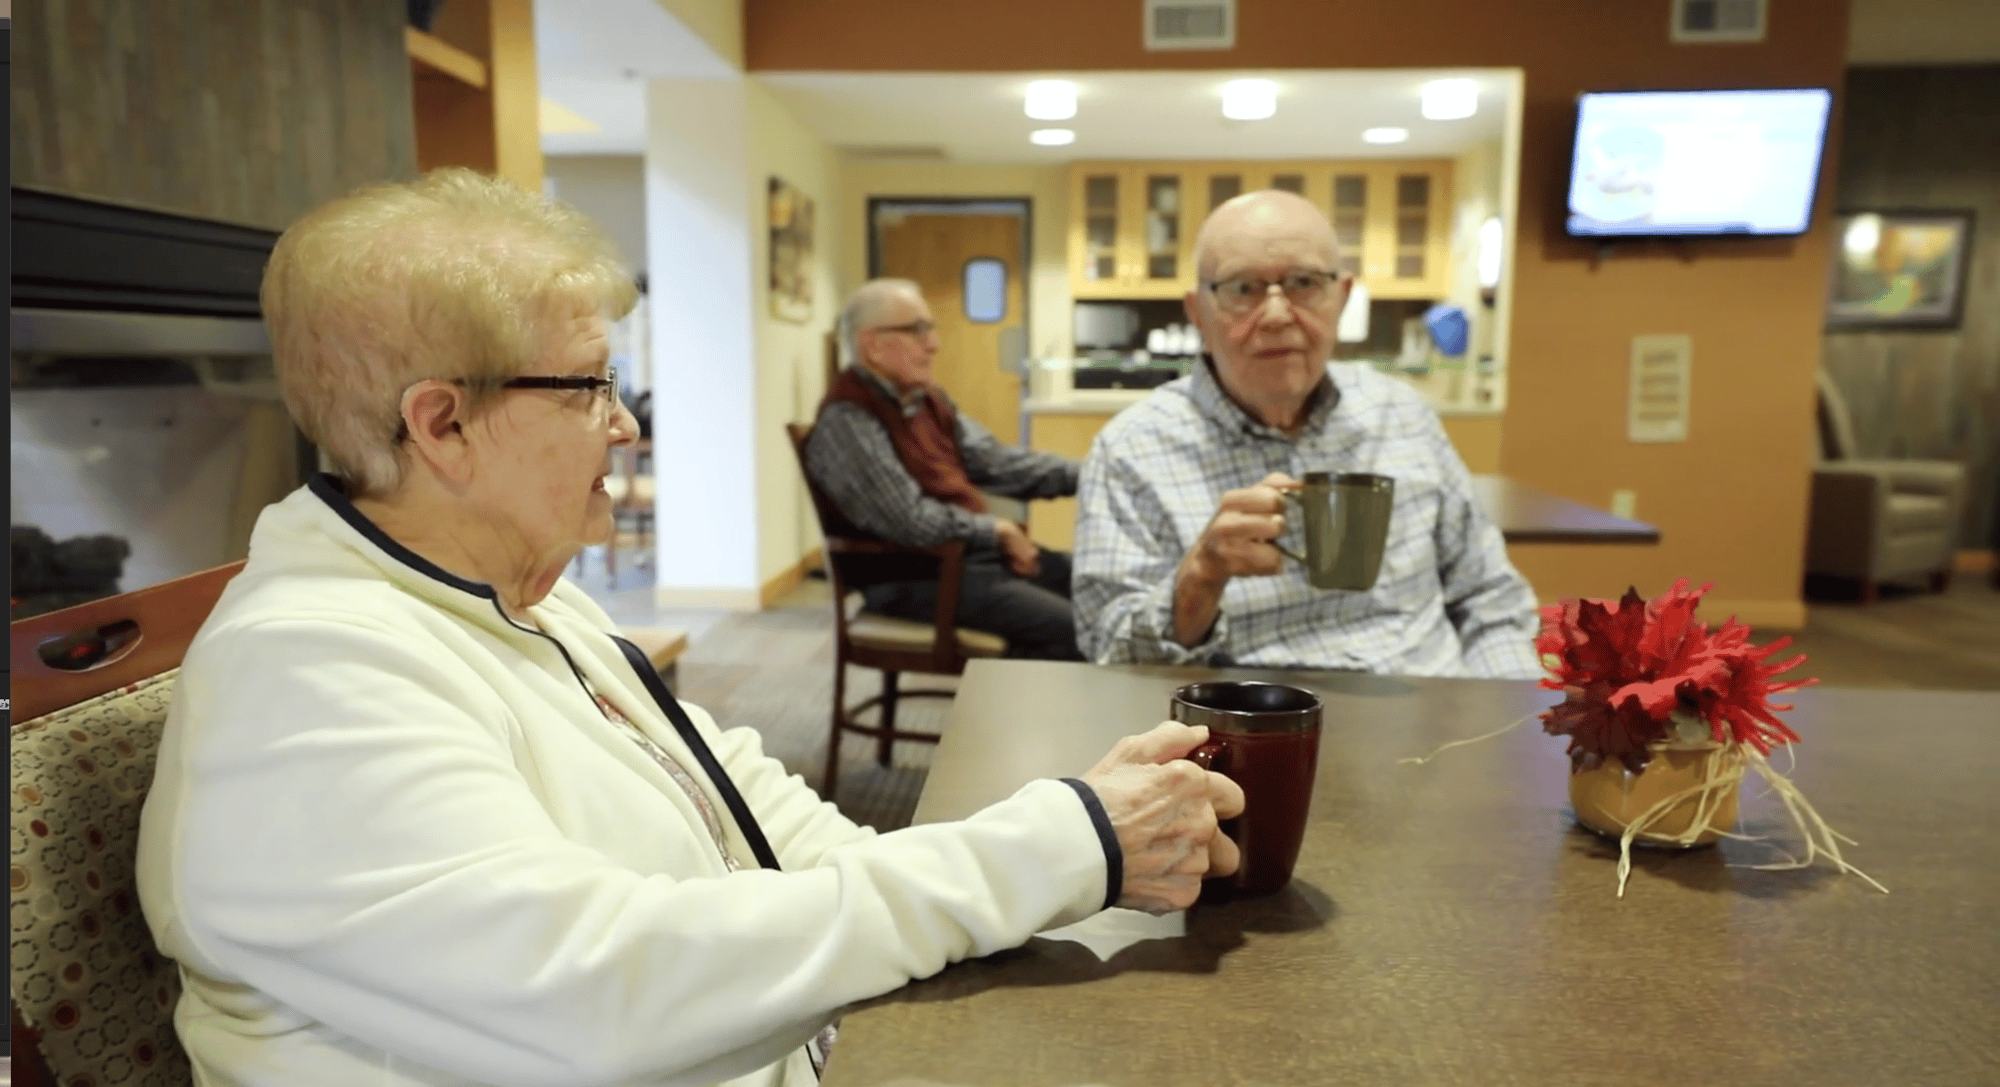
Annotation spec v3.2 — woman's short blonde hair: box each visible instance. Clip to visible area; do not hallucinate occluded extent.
[262,168,637,496]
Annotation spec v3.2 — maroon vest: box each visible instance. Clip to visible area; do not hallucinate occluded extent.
[818,367,987,516]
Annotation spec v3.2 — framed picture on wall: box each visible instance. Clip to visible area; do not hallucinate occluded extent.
[1826,209,1975,330]
[768,176,815,324]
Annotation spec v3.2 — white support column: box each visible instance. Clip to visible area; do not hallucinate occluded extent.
[644,77,761,609]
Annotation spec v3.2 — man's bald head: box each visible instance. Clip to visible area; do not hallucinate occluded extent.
[1193,190,1341,282]
[1182,189,1350,432]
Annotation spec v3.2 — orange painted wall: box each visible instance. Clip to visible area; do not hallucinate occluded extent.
[748,0,1850,626]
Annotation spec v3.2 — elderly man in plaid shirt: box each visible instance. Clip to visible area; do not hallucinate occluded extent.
[1074,191,1540,678]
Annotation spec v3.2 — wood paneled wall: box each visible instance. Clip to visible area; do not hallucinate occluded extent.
[12,0,417,231]
[1824,65,2000,550]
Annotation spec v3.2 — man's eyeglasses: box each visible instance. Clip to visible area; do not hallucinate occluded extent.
[395,365,618,442]
[869,320,936,338]
[1204,271,1339,316]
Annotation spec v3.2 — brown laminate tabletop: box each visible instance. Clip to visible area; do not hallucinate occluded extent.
[1472,474,1661,544]
[824,660,2000,1087]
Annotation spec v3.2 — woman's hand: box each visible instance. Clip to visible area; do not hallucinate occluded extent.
[1080,722,1246,914]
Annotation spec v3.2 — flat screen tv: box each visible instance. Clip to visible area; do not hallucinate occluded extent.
[1565,88,1833,239]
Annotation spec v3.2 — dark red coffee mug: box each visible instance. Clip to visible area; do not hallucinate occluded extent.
[1171,681,1323,897]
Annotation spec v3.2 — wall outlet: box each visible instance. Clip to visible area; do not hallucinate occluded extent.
[1610,489,1638,520]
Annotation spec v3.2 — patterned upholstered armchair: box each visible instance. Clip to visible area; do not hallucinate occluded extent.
[1807,370,1968,601]
[10,561,243,1087]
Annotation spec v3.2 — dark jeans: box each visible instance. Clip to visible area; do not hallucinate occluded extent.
[861,548,1082,661]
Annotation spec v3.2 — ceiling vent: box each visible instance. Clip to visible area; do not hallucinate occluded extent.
[1145,0,1234,51]
[1671,0,1767,43]
[1628,335,1692,443]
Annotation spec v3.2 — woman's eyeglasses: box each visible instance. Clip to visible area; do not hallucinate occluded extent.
[494,366,619,402]
[395,365,619,442]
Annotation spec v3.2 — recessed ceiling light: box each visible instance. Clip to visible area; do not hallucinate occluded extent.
[1421,78,1479,120]
[1362,127,1409,144]
[1024,80,1077,121]
[1029,128,1076,146]
[1221,79,1278,121]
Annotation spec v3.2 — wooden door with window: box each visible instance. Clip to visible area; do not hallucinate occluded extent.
[875,211,1027,442]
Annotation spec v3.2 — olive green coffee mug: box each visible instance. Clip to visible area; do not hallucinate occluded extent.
[1276,471,1395,591]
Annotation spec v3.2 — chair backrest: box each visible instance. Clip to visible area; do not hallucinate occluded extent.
[786,423,846,554]
[1817,369,1859,462]
[823,330,842,399]
[10,560,245,1087]
[786,422,867,635]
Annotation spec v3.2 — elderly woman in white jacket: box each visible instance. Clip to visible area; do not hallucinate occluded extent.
[135,169,1243,1087]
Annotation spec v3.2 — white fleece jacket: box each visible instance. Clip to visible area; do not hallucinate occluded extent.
[135,478,1119,1087]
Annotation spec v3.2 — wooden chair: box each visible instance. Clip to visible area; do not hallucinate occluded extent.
[784,422,1006,803]
[9,560,247,1087]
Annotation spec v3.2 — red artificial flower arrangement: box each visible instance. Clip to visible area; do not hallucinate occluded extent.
[1406,579,1883,895]
[1520,579,1884,896]
[1536,579,1816,774]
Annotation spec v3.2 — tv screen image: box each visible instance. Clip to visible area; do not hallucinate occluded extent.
[1566,88,1833,238]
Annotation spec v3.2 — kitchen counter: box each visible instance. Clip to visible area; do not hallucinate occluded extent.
[1023,389,1504,418]
[1021,391,1153,414]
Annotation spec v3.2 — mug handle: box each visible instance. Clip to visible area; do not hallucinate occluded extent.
[1186,740,1231,774]
[1273,491,1307,565]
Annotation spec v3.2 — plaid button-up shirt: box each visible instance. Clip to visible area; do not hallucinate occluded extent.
[1074,360,1541,679]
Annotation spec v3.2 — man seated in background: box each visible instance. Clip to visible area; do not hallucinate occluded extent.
[1073,191,1540,678]
[806,278,1084,660]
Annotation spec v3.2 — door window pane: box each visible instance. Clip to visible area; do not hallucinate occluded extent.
[962,258,1007,323]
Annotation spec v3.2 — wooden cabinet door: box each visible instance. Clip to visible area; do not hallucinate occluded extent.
[1182,164,1247,288]
[1178,163,1315,289]
[1069,159,1453,300]
[1327,167,1371,281]
[1259,163,1314,204]
[1370,161,1453,299]
[1127,168,1190,297]
[1193,164,1250,218]
[1072,168,1127,299]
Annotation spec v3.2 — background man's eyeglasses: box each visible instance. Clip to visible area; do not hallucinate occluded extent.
[870,320,936,338]
[1205,271,1338,316]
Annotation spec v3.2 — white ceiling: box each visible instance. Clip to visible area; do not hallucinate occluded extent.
[535,0,731,156]
[757,70,1513,163]
[532,0,1515,162]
